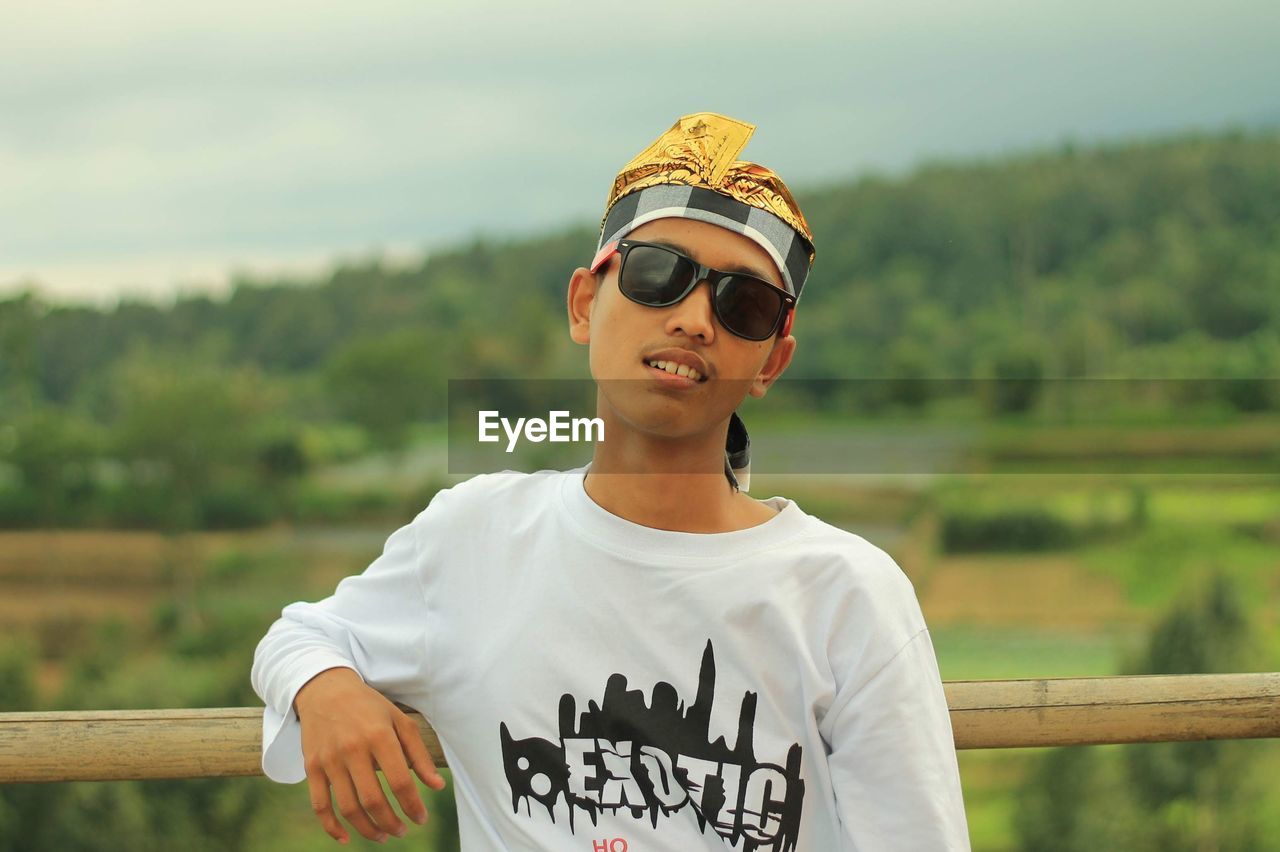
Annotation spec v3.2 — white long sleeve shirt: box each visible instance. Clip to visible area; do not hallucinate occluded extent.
[251,466,970,851]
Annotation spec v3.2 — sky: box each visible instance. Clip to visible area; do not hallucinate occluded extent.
[2,0,1277,306]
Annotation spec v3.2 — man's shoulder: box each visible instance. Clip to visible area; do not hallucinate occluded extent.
[782,506,930,653]
[784,504,894,562]
[783,504,917,597]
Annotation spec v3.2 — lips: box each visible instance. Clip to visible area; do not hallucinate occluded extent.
[647,359,704,382]
[642,348,711,382]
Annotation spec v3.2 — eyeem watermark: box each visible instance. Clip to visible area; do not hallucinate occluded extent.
[450,378,1280,474]
[478,410,604,453]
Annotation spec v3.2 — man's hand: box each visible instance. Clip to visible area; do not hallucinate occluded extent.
[294,667,447,844]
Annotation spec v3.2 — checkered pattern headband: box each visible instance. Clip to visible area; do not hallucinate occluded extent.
[597,184,814,299]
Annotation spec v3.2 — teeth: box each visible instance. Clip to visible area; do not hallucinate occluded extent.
[646,359,702,381]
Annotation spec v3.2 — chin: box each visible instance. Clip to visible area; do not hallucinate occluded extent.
[606,393,742,443]
[599,395,694,438]
[618,408,700,439]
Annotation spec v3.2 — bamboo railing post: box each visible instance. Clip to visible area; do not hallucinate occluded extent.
[1,673,1278,783]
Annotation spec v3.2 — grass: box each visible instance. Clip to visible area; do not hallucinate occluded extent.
[977,415,1280,459]
[958,750,1034,852]
[932,625,1133,681]
[920,552,1131,630]
[1078,522,1280,613]
[932,474,1280,523]
[242,770,458,852]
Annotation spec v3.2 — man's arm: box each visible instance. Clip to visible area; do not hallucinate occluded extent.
[251,518,445,845]
[824,628,971,851]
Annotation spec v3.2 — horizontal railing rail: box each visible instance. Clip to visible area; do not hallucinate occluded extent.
[2,672,1278,783]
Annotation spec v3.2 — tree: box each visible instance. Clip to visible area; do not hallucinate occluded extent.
[0,638,64,851]
[978,339,1046,416]
[884,338,937,409]
[1118,571,1266,852]
[1013,570,1270,852]
[0,290,42,412]
[323,328,442,452]
[0,405,102,525]
[108,346,279,531]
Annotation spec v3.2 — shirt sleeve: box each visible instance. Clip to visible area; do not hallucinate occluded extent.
[826,628,971,851]
[249,517,431,784]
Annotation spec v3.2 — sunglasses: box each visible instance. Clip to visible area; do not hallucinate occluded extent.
[589,239,796,341]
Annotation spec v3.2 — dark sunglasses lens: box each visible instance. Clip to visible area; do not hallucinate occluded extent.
[716,276,786,339]
[620,246,692,305]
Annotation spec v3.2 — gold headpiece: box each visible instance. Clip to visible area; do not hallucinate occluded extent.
[601,112,814,249]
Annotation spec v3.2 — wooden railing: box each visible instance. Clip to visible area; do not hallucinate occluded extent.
[2,672,1278,783]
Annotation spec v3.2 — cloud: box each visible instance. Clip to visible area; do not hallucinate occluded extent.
[2,0,1277,302]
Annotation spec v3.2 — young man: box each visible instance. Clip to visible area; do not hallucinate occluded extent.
[252,113,970,851]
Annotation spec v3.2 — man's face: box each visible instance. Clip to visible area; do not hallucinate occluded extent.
[567,217,796,442]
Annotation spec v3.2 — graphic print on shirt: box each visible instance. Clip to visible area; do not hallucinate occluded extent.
[499,639,805,851]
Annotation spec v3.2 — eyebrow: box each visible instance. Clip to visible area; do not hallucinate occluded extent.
[645,238,778,285]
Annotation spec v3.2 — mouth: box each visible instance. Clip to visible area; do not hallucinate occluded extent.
[644,358,708,386]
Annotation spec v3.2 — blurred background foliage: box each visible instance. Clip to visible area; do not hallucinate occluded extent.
[1,129,1279,850]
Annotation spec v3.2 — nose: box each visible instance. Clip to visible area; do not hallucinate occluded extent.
[664,279,716,342]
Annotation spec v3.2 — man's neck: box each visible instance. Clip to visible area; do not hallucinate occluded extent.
[583,442,777,534]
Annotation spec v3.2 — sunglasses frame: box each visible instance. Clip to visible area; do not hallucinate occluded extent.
[590,239,796,340]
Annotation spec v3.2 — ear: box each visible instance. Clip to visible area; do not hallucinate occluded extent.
[748,333,796,398]
[567,267,598,345]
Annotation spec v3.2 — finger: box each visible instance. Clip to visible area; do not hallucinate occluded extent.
[396,713,447,792]
[349,751,408,839]
[374,732,429,826]
[330,763,391,843]
[305,766,349,844]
